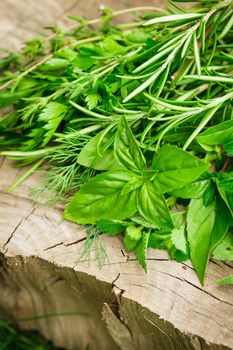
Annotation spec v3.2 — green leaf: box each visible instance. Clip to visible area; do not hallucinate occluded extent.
[77,129,119,171]
[137,181,173,229]
[0,79,38,107]
[123,225,142,252]
[216,180,233,216]
[203,181,215,206]
[85,93,99,110]
[184,75,233,84]
[212,232,233,261]
[170,178,209,199]
[131,215,157,229]
[144,13,203,25]
[40,58,69,70]
[72,54,96,70]
[171,211,186,228]
[224,141,233,156]
[197,120,233,148]
[210,196,231,251]
[218,174,233,193]
[152,145,209,193]
[217,275,233,286]
[114,116,146,172]
[38,102,68,146]
[135,231,150,272]
[96,219,127,235]
[171,227,188,255]
[187,198,216,284]
[99,38,125,55]
[0,91,27,108]
[121,176,143,195]
[64,170,138,224]
[171,211,188,257]
[193,31,201,76]
[126,29,150,43]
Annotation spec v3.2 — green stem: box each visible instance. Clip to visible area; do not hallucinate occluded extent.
[183,104,220,150]
[8,159,44,193]
[0,148,55,158]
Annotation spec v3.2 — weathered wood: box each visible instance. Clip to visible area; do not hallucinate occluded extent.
[0,0,167,52]
[0,1,233,349]
[0,159,233,350]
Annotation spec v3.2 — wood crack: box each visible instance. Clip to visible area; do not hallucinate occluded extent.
[2,204,36,253]
[156,269,233,307]
[183,279,233,307]
[44,236,87,251]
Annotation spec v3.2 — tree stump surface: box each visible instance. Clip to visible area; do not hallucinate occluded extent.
[0,1,233,350]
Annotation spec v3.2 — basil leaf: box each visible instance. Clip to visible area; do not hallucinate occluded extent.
[197,120,233,148]
[114,116,146,172]
[187,198,216,284]
[218,173,233,193]
[224,141,233,156]
[203,180,215,206]
[135,231,150,272]
[131,215,157,229]
[212,232,233,261]
[123,225,142,251]
[121,176,143,195]
[171,211,189,259]
[77,129,119,171]
[171,211,186,228]
[152,145,209,193]
[216,179,233,216]
[170,179,209,199]
[210,196,232,251]
[96,219,127,235]
[137,181,173,229]
[171,227,188,255]
[217,275,233,286]
[64,170,137,224]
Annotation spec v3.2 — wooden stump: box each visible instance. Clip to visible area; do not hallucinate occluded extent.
[0,161,233,350]
[0,1,233,349]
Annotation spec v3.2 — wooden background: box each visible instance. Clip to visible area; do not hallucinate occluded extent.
[0,0,167,52]
[0,1,233,350]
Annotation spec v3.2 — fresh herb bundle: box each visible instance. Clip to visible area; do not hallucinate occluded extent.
[0,0,232,284]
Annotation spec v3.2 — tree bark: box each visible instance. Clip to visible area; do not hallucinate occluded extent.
[0,1,233,349]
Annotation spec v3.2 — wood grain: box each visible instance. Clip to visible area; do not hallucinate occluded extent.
[0,0,167,52]
[0,158,233,349]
